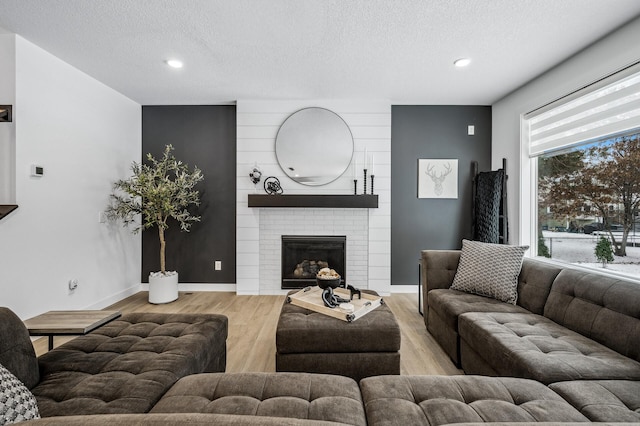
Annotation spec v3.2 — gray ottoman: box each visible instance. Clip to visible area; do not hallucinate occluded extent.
[549,380,640,422]
[359,375,589,426]
[276,290,400,382]
[32,312,228,416]
[151,372,367,426]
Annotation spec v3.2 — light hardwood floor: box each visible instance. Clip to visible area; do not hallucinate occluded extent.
[34,291,461,376]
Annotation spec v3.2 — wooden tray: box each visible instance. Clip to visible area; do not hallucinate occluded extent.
[287,286,383,322]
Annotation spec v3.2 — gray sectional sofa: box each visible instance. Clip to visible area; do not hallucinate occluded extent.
[0,302,597,425]
[3,246,640,426]
[421,248,640,423]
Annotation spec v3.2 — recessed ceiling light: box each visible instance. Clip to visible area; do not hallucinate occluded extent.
[454,58,471,67]
[165,59,183,69]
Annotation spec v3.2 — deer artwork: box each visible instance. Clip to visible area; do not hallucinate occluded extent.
[425,162,452,196]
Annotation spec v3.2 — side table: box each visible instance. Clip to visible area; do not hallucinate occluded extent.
[24,310,121,350]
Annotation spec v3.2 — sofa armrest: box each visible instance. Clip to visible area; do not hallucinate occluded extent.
[421,250,461,291]
[421,250,460,324]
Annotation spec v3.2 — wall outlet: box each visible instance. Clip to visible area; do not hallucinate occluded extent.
[98,211,106,223]
[68,279,79,292]
[467,125,475,135]
[214,260,222,271]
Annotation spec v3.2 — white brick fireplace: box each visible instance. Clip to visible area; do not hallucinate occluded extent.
[236,100,391,295]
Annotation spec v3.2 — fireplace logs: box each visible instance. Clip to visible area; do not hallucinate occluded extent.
[293,260,329,278]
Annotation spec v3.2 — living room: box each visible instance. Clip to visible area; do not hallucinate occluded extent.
[0,1,637,318]
[1,2,640,424]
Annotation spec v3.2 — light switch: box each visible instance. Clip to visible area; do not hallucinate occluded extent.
[468,125,475,136]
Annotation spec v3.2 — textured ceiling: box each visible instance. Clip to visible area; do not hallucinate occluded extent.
[1,0,639,105]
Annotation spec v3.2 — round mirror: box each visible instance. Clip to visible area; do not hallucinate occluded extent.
[275,107,354,186]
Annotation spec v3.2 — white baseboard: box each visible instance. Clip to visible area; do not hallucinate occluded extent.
[241,287,417,296]
[85,284,142,310]
[390,285,419,294]
[139,283,237,292]
[93,284,414,306]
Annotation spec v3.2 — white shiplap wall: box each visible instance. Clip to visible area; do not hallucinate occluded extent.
[236,100,391,295]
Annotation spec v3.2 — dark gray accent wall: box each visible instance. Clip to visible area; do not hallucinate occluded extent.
[142,105,236,283]
[391,105,491,286]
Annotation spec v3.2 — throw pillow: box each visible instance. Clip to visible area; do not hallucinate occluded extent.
[0,363,40,424]
[450,239,529,304]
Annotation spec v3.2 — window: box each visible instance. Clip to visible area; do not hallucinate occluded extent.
[523,63,640,281]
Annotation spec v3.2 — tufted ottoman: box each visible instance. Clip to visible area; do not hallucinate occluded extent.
[276,290,400,382]
[359,375,589,425]
[150,372,367,426]
[32,312,228,417]
[458,311,640,384]
[549,380,640,422]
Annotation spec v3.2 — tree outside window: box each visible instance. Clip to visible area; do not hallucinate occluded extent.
[537,132,640,277]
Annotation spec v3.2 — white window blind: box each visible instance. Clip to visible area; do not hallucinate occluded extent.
[526,62,640,156]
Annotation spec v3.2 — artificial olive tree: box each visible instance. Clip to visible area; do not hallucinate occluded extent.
[106,144,203,274]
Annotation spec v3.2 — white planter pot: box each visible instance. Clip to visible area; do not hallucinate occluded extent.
[148,272,179,304]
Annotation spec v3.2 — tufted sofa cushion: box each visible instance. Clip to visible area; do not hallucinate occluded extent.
[427,290,528,365]
[549,380,640,422]
[516,258,563,314]
[459,311,640,384]
[32,312,228,417]
[359,375,588,425]
[543,268,640,362]
[429,290,529,332]
[25,412,353,425]
[150,372,367,426]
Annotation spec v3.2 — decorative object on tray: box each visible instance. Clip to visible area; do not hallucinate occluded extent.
[287,286,381,322]
[316,267,341,289]
[264,176,283,195]
[316,268,348,307]
[321,287,351,308]
[106,144,203,304]
[418,158,458,199]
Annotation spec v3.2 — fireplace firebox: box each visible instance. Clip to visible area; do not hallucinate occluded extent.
[281,235,346,289]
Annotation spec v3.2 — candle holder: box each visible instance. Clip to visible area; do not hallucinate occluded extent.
[370,175,375,195]
[363,169,368,195]
[353,179,358,195]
